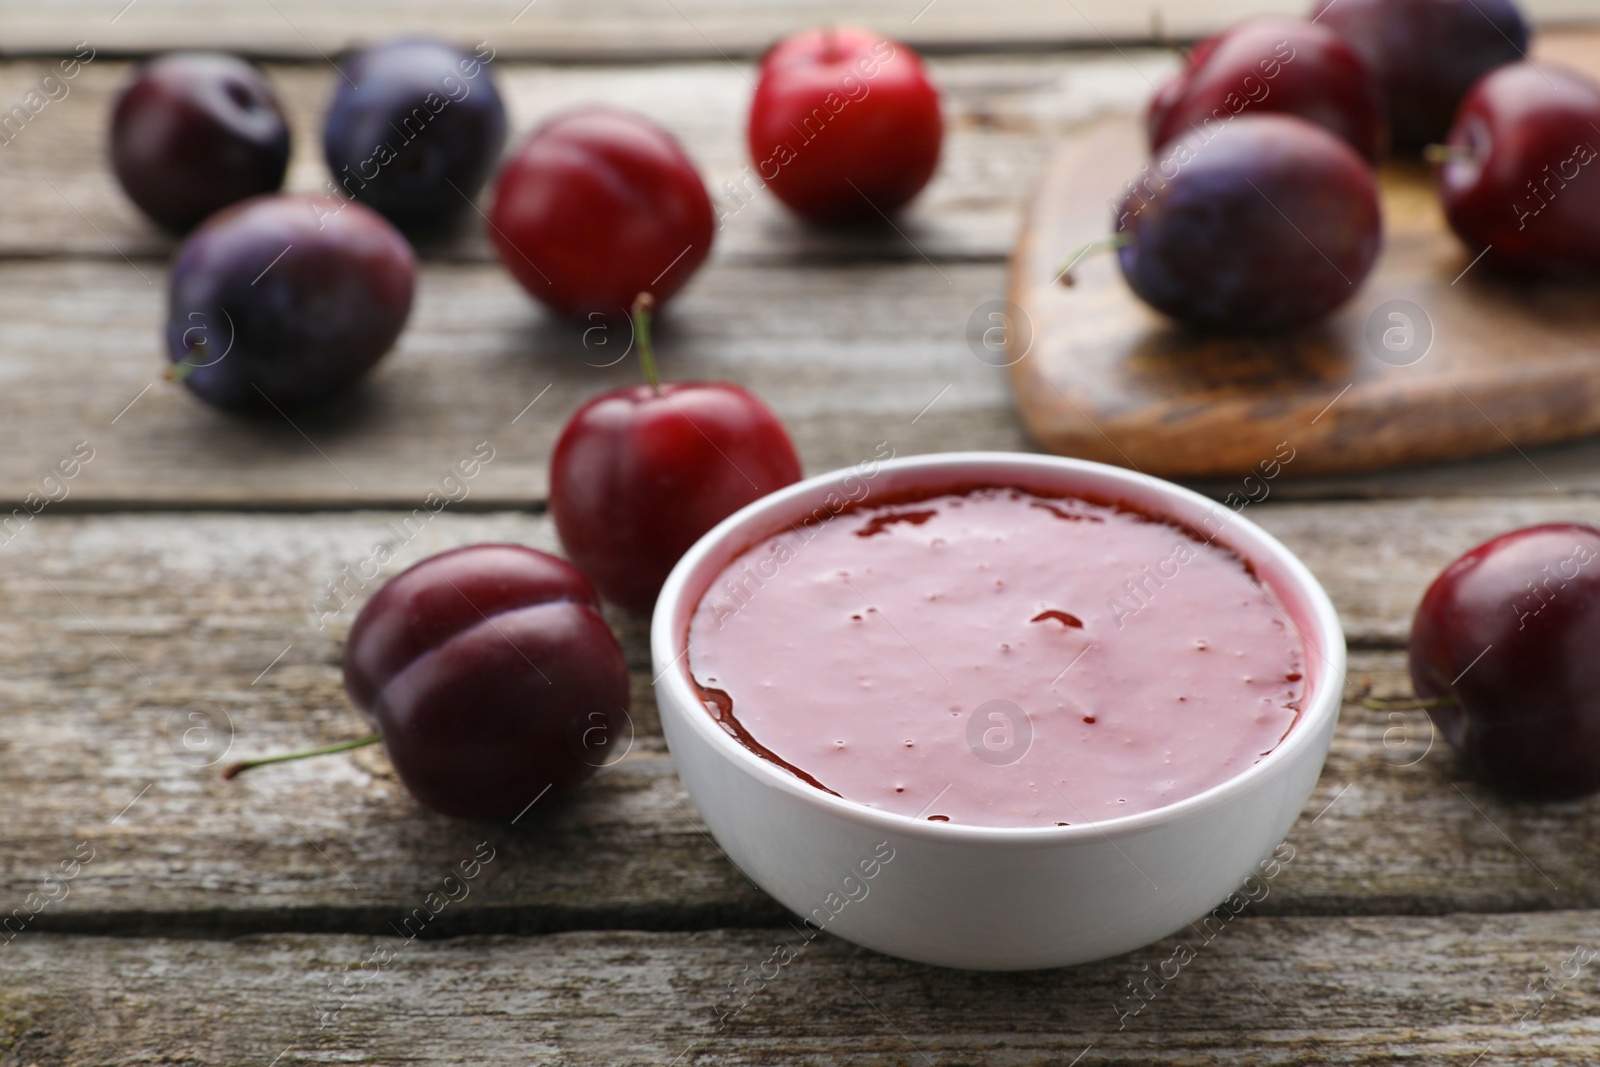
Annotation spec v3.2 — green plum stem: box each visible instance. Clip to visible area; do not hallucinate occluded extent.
[632,291,661,393]
[1056,233,1132,287]
[167,359,199,383]
[221,733,382,780]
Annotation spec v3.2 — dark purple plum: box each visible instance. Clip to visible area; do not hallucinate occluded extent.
[165,194,415,412]
[1310,0,1531,150]
[343,544,631,819]
[1410,524,1600,799]
[323,39,507,230]
[110,52,290,232]
[1112,114,1382,333]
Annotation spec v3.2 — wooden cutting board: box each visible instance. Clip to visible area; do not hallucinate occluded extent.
[1004,113,1600,479]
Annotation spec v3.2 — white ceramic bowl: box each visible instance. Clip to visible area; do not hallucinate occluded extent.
[651,452,1344,970]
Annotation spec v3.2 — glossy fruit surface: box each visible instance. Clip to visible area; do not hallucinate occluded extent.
[166,193,415,411]
[1409,524,1600,799]
[748,26,942,222]
[323,38,506,230]
[488,107,714,319]
[1148,18,1386,163]
[552,382,804,613]
[344,544,630,819]
[550,304,803,614]
[1435,62,1600,275]
[110,52,290,232]
[1114,114,1382,332]
[1310,0,1530,149]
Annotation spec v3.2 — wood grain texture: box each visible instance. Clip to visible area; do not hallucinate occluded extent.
[4,916,1600,1065]
[3,0,1589,59]
[6,501,1600,936]
[0,258,1022,508]
[1007,102,1600,478]
[8,241,1600,508]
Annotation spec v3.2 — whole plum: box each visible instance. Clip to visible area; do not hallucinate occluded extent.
[111,52,290,232]
[1148,18,1386,163]
[343,544,631,819]
[1112,114,1381,332]
[1434,62,1600,275]
[489,107,714,319]
[747,26,943,222]
[1410,524,1600,799]
[1311,0,1530,149]
[166,194,415,411]
[323,38,507,230]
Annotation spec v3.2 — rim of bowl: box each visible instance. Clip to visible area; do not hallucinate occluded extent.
[650,452,1347,845]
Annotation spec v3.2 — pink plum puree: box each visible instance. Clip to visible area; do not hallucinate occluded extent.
[687,486,1305,828]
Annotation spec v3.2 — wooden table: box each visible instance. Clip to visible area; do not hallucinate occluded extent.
[4,3,1600,1063]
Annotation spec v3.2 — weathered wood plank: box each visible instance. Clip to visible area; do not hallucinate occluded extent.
[5,502,1600,935]
[0,53,1166,263]
[1248,495,1600,647]
[4,916,1600,1064]
[4,0,1588,60]
[1261,440,1600,503]
[0,258,1021,508]
[9,251,1600,511]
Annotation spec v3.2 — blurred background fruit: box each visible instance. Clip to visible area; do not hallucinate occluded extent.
[1311,0,1531,149]
[1147,17,1386,162]
[323,38,507,232]
[488,106,714,319]
[747,26,942,222]
[110,52,290,232]
[1113,114,1382,332]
